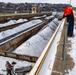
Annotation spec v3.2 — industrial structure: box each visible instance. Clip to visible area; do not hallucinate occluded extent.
[0,6,76,75]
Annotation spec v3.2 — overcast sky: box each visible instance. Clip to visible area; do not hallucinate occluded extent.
[0,0,76,7]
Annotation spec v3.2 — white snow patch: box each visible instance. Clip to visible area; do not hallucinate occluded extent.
[16,18,27,23]
[0,20,16,27]
[0,19,28,28]
[33,15,46,19]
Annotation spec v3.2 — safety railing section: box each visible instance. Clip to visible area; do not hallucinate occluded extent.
[29,18,66,75]
[62,21,68,75]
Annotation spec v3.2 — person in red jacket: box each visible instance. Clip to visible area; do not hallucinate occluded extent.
[5,61,13,75]
[63,6,74,36]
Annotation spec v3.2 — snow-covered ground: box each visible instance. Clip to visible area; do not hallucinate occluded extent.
[67,27,76,75]
[0,56,34,75]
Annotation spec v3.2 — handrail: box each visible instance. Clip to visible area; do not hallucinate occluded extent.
[29,19,66,75]
[62,21,68,75]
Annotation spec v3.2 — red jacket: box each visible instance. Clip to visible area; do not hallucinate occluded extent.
[63,6,73,17]
[6,62,13,69]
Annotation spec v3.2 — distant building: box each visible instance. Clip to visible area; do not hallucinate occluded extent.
[32,5,40,14]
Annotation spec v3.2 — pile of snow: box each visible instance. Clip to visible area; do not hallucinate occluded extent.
[52,12,57,16]
[0,20,16,27]
[33,16,41,19]
[67,28,76,75]
[0,18,28,28]
[13,35,48,57]
[33,15,46,19]
[0,30,13,38]
[0,19,43,41]
[45,15,54,20]
[42,15,46,17]
[15,18,28,23]
[13,18,59,57]
[0,56,33,75]
[6,20,16,25]
[24,19,28,22]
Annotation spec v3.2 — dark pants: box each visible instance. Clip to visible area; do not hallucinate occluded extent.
[7,69,12,75]
[67,17,74,36]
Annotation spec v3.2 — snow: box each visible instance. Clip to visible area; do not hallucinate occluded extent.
[52,18,59,25]
[6,20,16,25]
[0,56,34,75]
[13,35,48,57]
[33,16,41,19]
[29,19,65,75]
[38,27,54,40]
[16,19,24,23]
[0,30,12,39]
[0,20,16,27]
[45,15,54,20]
[67,27,76,75]
[0,19,42,41]
[33,15,46,19]
[13,19,59,57]
[0,18,28,28]
[42,15,46,17]
[52,12,57,16]
[38,19,64,75]
[13,21,58,57]
[0,33,3,39]
[24,19,28,22]
[15,18,27,23]
[48,21,57,30]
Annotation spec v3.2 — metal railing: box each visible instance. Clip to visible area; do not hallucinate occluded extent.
[29,19,66,75]
[62,22,68,75]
